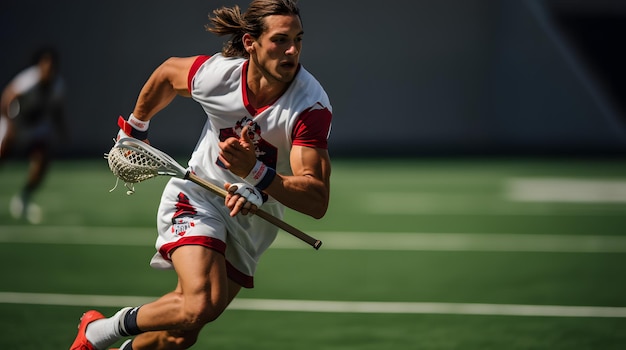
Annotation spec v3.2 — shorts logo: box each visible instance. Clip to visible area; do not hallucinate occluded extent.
[171,217,195,237]
[171,192,197,236]
[173,192,197,218]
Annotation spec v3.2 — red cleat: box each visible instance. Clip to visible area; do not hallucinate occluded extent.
[70,310,105,350]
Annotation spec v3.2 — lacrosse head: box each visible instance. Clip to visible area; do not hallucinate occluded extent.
[106,137,187,184]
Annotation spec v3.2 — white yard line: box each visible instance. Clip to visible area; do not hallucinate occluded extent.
[0,292,624,318]
[2,226,626,253]
[1,227,624,318]
[361,178,626,215]
[507,178,626,203]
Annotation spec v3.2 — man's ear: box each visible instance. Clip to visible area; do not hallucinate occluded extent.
[243,33,255,53]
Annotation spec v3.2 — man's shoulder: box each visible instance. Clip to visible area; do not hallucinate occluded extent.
[291,66,331,107]
[206,53,245,68]
[193,54,244,82]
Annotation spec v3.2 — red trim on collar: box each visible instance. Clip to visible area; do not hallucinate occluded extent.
[241,61,259,116]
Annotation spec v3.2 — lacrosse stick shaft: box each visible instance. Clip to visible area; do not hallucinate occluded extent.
[185,171,322,250]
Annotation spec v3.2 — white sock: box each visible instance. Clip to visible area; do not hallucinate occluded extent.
[85,307,132,349]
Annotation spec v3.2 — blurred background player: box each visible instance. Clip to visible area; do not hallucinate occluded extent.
[0,46,67,224]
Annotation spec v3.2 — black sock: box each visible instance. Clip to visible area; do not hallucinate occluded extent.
[121,306,142,336]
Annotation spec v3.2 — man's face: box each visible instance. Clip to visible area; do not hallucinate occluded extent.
[251,14,303,83]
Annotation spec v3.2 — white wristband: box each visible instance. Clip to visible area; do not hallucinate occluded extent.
[128,113,149,131]
[244,160,268,186]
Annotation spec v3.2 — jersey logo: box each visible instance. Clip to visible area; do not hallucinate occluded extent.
[218,116,278,168]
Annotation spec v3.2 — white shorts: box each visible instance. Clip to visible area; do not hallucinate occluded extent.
[150,178,282,288]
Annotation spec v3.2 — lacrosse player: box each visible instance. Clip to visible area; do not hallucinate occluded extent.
[0,46,67,224]
[70,0,332,349]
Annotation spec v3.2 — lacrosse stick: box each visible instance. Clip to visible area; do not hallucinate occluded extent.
[105,137,322,250]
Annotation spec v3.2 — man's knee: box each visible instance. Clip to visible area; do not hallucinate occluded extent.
[182,294,228,328]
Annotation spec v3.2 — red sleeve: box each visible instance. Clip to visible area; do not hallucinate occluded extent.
[187,55,211,93]
[291,103,332,149]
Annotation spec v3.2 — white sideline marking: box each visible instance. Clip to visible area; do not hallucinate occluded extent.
[507,178,626,203]
[2,226,626,253]
[0,292,624,318]
[362,178,626,215]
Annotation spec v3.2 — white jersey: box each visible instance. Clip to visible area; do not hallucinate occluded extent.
[187,54,332,204]
[10,65,65,125]
[151,54,332,288]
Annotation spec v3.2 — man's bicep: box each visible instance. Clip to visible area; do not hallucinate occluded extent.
[290,145,331,181]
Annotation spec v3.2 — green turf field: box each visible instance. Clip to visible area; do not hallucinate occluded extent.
[1,157,626,349]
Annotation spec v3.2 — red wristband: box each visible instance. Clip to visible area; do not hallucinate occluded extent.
[118,116,149,140]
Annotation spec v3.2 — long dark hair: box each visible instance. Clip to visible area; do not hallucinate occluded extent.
[206,0,301,58]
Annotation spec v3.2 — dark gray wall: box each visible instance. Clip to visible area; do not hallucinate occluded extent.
[1,0,625,158]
